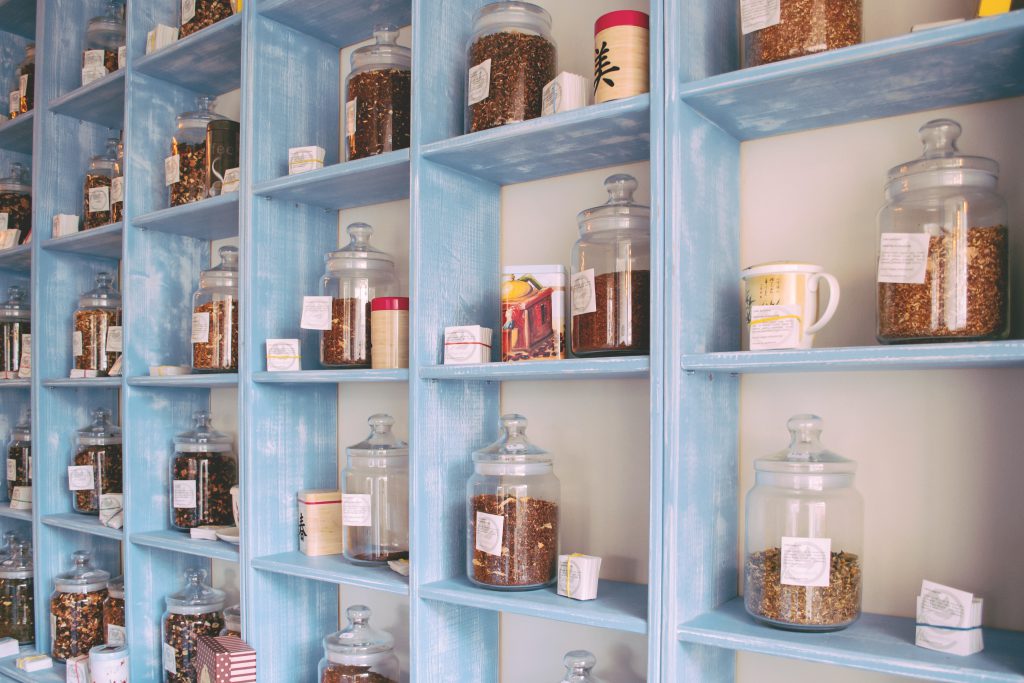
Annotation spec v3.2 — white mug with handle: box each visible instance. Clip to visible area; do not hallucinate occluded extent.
[741,262,840,351]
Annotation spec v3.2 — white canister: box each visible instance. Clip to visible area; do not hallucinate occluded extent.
[89,643,128,682]
[741,262,840,351]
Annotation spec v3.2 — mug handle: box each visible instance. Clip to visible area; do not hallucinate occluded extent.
[805,273,840,335]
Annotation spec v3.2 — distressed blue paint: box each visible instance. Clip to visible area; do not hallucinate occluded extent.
[0,0,35,39]
[253,150,411,209]
[133,193,239,239]
[259,0,411,48]
[251,551,410,594]
[40,513,124,541]
[252,369,409,383]
[0,112,34,154]
[0,647,64,681]
[0,381,29,389]
[419,356,650,381]
[127,373,238,387]
[0,245,31,271]
[48,69,125,130]
[41,221,123,259]
[132,530,240,562]
[0,504,32,522]
[134,13,243,95]
[41,377,121,388]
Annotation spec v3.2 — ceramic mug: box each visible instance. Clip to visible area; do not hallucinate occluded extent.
[741,262,840,350]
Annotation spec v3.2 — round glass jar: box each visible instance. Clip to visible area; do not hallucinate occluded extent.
[345,24,411,161]
[877,119,1010,343]
[320,223,398,368]
[82,0,125,77]
[73,272,122,376]
[744,415,863,631]
[6,408,30,508]
[743,0,862,68]
[0,531,17,562]
[170,410,237,530]
[17,44,34,115]
[560,650,603,683]
[0,541,33,644]
[192,245,239,372]
[0,163,31,245]
[570,173,650,357]
[180,0,235,39]
[170,96,227,206]
[465,1,557,133]
[111,133,124,223]
[220,604,240,637]
[161,568,225,683]
[83,138,120,230]
[318,605,400,683]
[50,550,109,662]
[467,414,560,590]
[102,575,125,645]
[0,285,30,378]
[342,414,409,565]
[71,408,122,515]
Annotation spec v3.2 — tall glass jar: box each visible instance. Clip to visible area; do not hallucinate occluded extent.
[570,173,650,357]
[0,541,33,644]
[70,408,122,515]
[111,133,124,223]
[344,25,411,161]
[82,0,126,79]
[169,96,226,206]
[342,414,408,565]
[17,44,34,115]
[742,0,862,67]
[7,408,30,509]
[0,163,32,245]
[877,119,1010,343]
[0,285,30,378]
[83,138,120,230]
[170,410,236,530]
[192,245,239,372]
[465,2,556,134]
[560,650,602,683]
[180,0,235,39]
[318,605,400,683]
[320,223,398,368]
[102,575,125,645]
[467,414,560,590]
[50,550,109,662]
[73,272,122,375]
[744,415,863,631]
[161,568,225,683]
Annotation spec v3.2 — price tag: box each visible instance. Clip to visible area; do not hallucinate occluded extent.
[88,186,110,213]
[191,312,211,343]
[571,269,597,315]
[346,98,357,137]
[173,480,197,508]
[68,465,95,491]
[475,511,504,556]
[111,176,124,204]
[164,155,180,186]
[467,59,491,105]
[73,330,83,357]
[106,325,123,353]
[300,296,333,330]
[341,493,372,527]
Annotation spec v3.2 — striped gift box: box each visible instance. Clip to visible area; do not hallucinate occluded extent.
[196,635,257,682]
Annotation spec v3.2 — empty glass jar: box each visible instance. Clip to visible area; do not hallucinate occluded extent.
[169,96,227,206]
[0,285,30,378]
[192,245,239,372]
[0,540,33,644]
[83,138,120,230]
[560,650,602,682]
[50,550,109,662]
[103,575,125,645]
[73,272,122,376]
[6,408,30,508]
[162,568,225,683]
[467,414,560,590]
[82,0,125,82]
[345,25,411,161]
[0,163,31,245]
[342,414,409,565]
[744,415,863,631]
[70,408,122,515]
[170,410,237,530]
[318,605,400,683]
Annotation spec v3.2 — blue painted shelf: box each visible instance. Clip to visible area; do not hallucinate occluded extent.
[253,150,410,210]
[0,503,31,522]
[252,368,408,384]
[48,70,125,130]
[251,551,409,594]
[41,513,123,541]
[0,245,31,272]
[133,194,238,239]
[41,377,121,388]
[42,222,123,260]
[127,373,238,388]
[134,13,243,95]
[678,598,1024,683]
[420,576,648,635]
[131,530,240,562]
[0,380,29,389]
[419,357,650,381]
[259,0,411,47]
[0,648,64,682]
[422,95,650,186]
[0,111,33,155]
[0,0,35,39]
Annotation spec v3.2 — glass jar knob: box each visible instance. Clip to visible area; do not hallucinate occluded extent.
[218,245,239,268]
[374,23,400,45]
[184,567,207,585]
[346,604,371,625]
[369,413,394,433]
[500,413,529,453]
[347,222,374,246]
[786,414,824,460]
[603,173,638,204]
[562,650,597,678]
[918,118,961,159]
[72,550,92,568]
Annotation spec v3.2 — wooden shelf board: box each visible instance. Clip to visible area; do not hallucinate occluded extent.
[42,222,123,260]
[420,357,650,381]
[253,150,410,209]
[252,368,408,384]
[41,513,123,541]
[42,377,121,388]
[0,503,31,522]
[49,70,125,130]
[0,111,33,155]
[134,14,242,95]
[678,597,1024,683]
[0,0,36,39]
[0,244,30,271]
[131,530,239,562]
[127,373,238,388]
[251,551,409,595]
[134,194,238,239]
[0,647,65,682]
[259,0,411,48]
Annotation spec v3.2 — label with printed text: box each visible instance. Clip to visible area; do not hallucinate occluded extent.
[88,186,110,213]
[346,98,357,137]
[68,465,95,491]
[111,176,124,204]
[165,155,180,186]
[467,59,491,105]
[740,0,781,34]
[341,493,372,527]
[571,268,597,316]
[181,0,196,24]
[749,304,801,350]
[781,536,831,587]
[878,233,929,284]
[106,325,123,353]
[173,480,197,509]
[73,330,83,357]
[475,511,504,556]
[191,312,211,343]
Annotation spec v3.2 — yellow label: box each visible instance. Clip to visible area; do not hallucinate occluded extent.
[978,0,1011,16]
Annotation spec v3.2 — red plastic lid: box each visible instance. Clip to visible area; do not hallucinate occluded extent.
[371,296,409,311]
[595,10,649,33]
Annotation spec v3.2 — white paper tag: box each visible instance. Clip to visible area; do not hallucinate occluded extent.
[221,167,240,193]
[300,296,333,330]
[17,334,30,378]
[749,304,801,350]
[740,0,781,34]
[73,330,83,357]
[266,338,301,372]
[571,268,597,315]
[111,176,124,204]
[118,45,126,69]
[164,155,180,186]
[181,0,196,24]
[106,325,122,353]
[10,486,30,510]
[108,354,122,376]
[341,493,372,527]
[780,536,831,587]
[50,613,55,642]
[6,459,15,481]
[172,480,197,508]
[99,493,123,529]
[83,49,106,68]
[18,74,27,98]
[191,312,211,343]
[878,233,930,284]
[467,59,491,105]
[920,580,974,628]
[106,623,126,646]
[68,465,95,491]
[82,66,108,86]
[87,186,110,213]
[475,511,504,556]
[8,91,19,115]
[346,98,357,137]
[0,214,7,231]
[162,641,177,673]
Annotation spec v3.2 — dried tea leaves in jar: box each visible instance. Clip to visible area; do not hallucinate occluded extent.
[192,300,238,371]
[74,309,121,374]
[72,444,122,514]
[83,174,113,230]
[743,0,862,67]
[471,493,558,588]
[163,611,225,682]
[468,31,555,132]
[170,141,207,206]
[745,547,862,628]
[0,192,30,245]
[348,69,411,160]
[572,270,650,354]
[323,298,371,366]
[322,665,398,683]
[179,0,234,39]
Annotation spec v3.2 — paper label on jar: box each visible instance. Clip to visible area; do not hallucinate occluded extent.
[299,295,333,330]
[118,45,127,69]
[16,334,29,378]
[73,330,83,357]
[8,91,18,115]
[346,98,357,137]
[191,311,211,343]
[83,49,106,69]
[88,186,110,213]
[50,613,55,641]
[163,641,177,673]
[7,458,15,481]
[18,74,28,97]
[165,154,180,186]
[68,465,95,491]
[740,0,781,34]
[475,511,504,556]
[82,66,108,86]
[181,0,196,24]
[173,479,197,509]
[878,233,929,284]
[341,493,372,527]
[780,536,831,587]
[111,176,124,204]
[0,214,7,231]
[467,59,491,105]
[749,304,801,350]
[106,325,123,353]
[10,486,30,509]
[106,623,126,645]
[571,268,597,316]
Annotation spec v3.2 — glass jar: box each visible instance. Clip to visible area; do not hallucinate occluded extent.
[320,223,398,368]
[344,25,411,161]
[0,531,17,562]
[467,414,560,590]
[102,576,125,645]
[0,163,31,245]
[6,408,30,508]
[169,96,227,206]
[111,133,124,223]
[170,410,237,530]
[742,0,862,68]
[465,2,556,133]
[744,415,863,631]
[342,414,409,565]
[220,604,240,637]
[73,271,122,375]
[0,285,30,378]
[0,541,33,644]
[17,44,34,115]
[560,650,602,683]
[50,550,109,662]
[192,245,239,372]
[70,408,122,515]
[83,138,120,230]
[318,605,400,683]
[180,0,235,39]
[877,119,1010,343]
[205,119,240,197]
[570,173,650,357]
[82,0,125,79]
[161,568,225,683]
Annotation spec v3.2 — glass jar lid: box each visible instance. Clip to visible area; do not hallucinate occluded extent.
[561,650,598,682]
[352,24,411,71]
[886,119,998,194]
[176,96,226,135]
[0,531,17,561]
[0,285,30,320]
[347,414,408,460]
[0,541,32,579]
[223,604,241,631]
[78,271,122,309]
[175,410,232,453]
[78,407,122,446]
[22,44,34,62]
[473,414,552,475]
[325,223,397,275]
[106,575,124,599]
[577,174,650,235]
[88,138,120,175]
[0,162,30,194]
[11,408,30,441]
[755,415,855,487]
[165,568,225,615]
[323,605,394,664]
[474,1,552,36]
[55,550,110,593]
[199,246,239,289]
[85,0,126,48]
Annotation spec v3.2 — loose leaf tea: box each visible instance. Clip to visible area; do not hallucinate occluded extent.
[0,191,31,245]
[51,588,107,662]
[170,141,208,206]
[163,611,225,682]
[471,493,558,588]
[0,318,28,374]
[0,577,33,643]
[347,68,411,160]
[744,0,861,67]
[6,443,30,499]
[468,31,555,133]
[322,665,398,683]
[73,308,121,375]
[18,61,33,114]
[83,173,113,230]
[72,444,122,514]
[102,593,124,640]
[745,547,861,627]
[171,452,236,529]
[323,298,371,367]
[572,270,650,355]
[179,0,234,39]
[192,300,238,371]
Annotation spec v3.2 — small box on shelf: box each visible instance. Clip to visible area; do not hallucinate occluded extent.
[298,490,342,557]
[557,553,601,601]
[66,654,90,682]
[501,265,566,362]
[288,146,325,175]
[265,339,300,372]
[444,325,492,365]
[196,635,256,682]
[916,580,984,656]
[53,214,81,238]
[146,25,179,54]
[0,637,16,658]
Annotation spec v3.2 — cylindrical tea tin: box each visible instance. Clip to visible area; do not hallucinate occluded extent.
[593,10,649,104]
